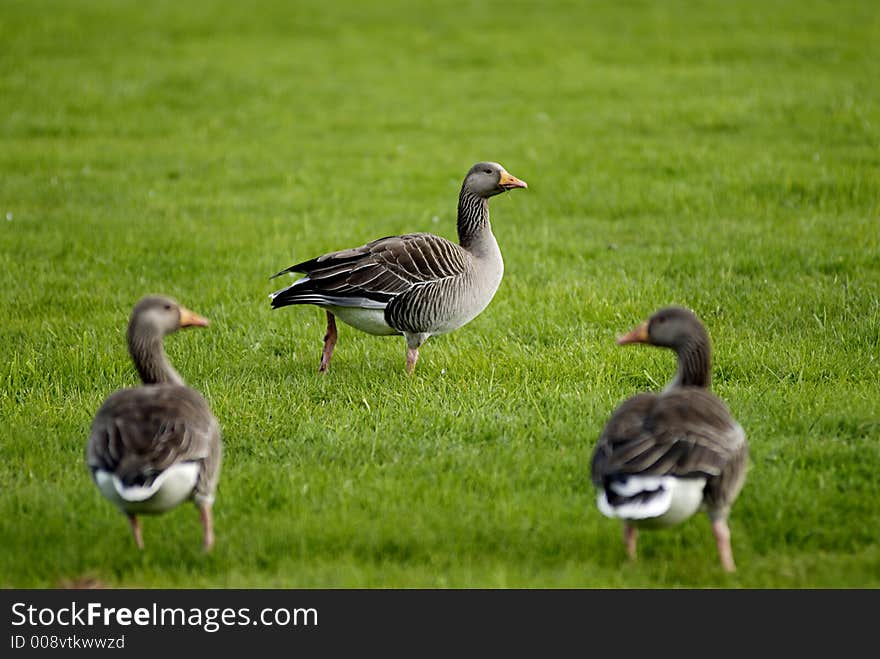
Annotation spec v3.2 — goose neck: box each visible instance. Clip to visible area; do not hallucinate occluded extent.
[457,189,491,250]
[127,329,184,386]
[670,336,711,390]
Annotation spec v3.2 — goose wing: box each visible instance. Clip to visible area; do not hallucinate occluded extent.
[591,388,746,485]
[270,232,468,309]
[86,385,220,489]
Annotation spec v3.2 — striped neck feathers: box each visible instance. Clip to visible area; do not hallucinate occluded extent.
[668,334,712,390]
[457,189,491,250]
[127,328,184,386]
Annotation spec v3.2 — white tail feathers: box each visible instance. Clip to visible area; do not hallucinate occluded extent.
[597,475,707,527]
[94,462,200,514]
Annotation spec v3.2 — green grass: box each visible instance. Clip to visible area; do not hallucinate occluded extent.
[2,0,879,588]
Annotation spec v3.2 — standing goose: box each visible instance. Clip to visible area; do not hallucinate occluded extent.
[86,295,222,551]
[590,306,749,572]
[269,161,527,373]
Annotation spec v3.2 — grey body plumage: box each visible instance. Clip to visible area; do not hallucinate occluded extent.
[590,306,749,571]
[270,161,527,373]
[86,295,222,551]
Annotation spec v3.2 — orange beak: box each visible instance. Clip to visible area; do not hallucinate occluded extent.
[179,306,210,328]
[617,321,649,345]
[499,170,528,191]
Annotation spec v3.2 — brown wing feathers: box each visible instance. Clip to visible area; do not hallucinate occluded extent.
[87,386,215,487]
[270,233,467,310]
[591,388,745,485]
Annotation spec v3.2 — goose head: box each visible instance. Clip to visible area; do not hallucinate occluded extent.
[462,162,528,198]
[128,295,209,340]
[617,306,708,351]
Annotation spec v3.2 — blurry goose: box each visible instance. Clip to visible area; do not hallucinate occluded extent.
[86,295,222,551]
[269,161,527,373]
[590,306,748,572]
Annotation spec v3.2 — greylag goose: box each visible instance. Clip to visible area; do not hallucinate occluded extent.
[86,295,222,551]
[590,306,749,572]
[269,161,527,373]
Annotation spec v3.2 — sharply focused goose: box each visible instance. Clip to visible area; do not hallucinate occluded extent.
[86,295,222,551]
[590,306,749,572]
[269,161,527,373]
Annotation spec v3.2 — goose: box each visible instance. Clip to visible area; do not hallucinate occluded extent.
[590,306,749,572]
[86,295,222,551]
[269,161,527,373]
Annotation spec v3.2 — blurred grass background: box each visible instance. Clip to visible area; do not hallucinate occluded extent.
[1,0,878,587]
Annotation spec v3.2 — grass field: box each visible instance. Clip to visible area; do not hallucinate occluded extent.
[2,0,878,588]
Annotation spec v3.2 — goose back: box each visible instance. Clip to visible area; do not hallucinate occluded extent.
[591,387,748,520]
[87,384,222,511]
[270,230,503,336]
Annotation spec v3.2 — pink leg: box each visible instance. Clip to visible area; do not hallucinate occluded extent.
[200,504,214,553]
[624,523,638,561]
[128,514,144,550]
[712,519,736,572]
[405,347,419,374]
[319,311,337,373]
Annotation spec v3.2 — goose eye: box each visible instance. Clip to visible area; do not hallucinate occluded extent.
[164,304,172,311]
[485,169,493,174]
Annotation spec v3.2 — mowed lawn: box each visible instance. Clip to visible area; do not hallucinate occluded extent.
[1,0,878,588]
